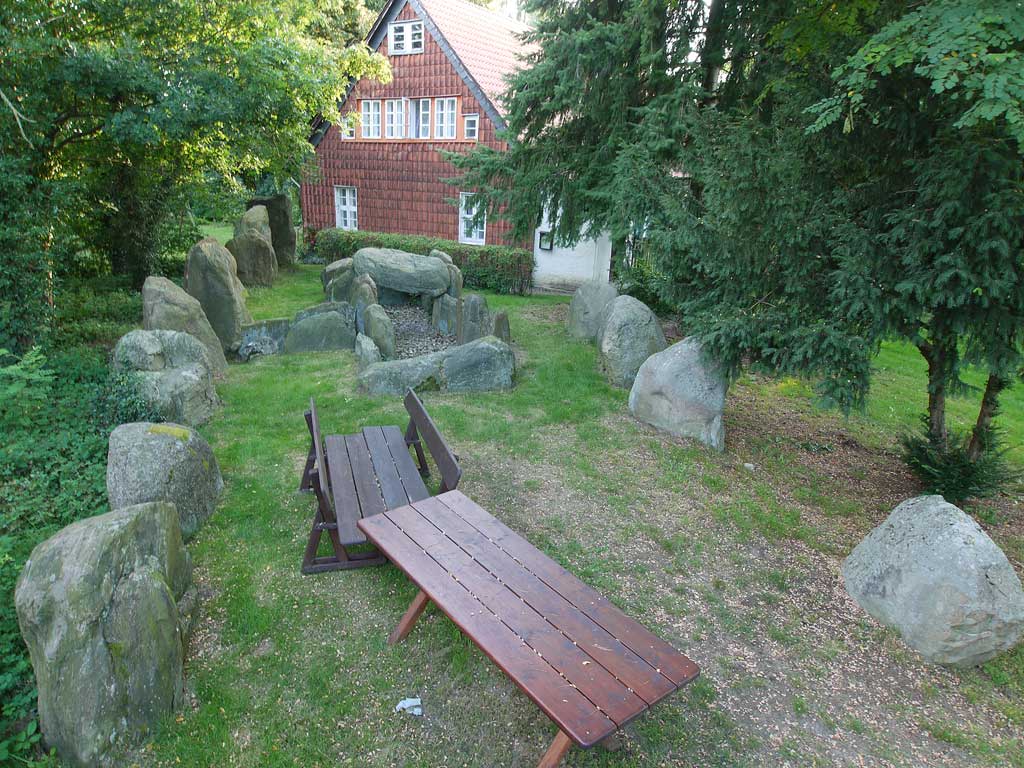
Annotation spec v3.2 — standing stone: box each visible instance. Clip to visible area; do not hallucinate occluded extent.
[429,248,454,265]
[447,263,464,298]
[843,496,1024,667]
[142,276,227,375]
[432,294,459,336]
[226,206,277,287]
[628,338,727,451]
[294,301,355,327]
[112,330,220,426]
[184,238,252,352]
[107,422,224,541]
[352,247,450,298]
[598,295,667,388]
[15,502,194,768]
[568,281,618,341]
[441,336,515,392]
[457,293,491,344]
[238,318,291,360]
[247,193,296,267]
[350,273,378,334]
[354,333,382,370]
[326,268,356,302]
[492,311,511,344]
[282,310,356,354]
[363,304,396,360]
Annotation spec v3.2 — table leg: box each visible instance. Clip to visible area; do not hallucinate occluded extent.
[388,589,430,645]
[537,730,573,768]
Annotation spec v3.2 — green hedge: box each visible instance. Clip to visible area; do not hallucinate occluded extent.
[312,229,534,295]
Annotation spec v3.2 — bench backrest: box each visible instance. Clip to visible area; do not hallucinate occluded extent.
[404,388,462,493]
[307,397,333,515]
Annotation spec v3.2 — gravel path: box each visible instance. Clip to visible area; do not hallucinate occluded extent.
[383,302,457,359]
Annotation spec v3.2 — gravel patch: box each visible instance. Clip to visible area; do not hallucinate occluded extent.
[383,302,458,359]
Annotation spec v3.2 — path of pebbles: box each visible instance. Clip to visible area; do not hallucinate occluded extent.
[383,303,457,359]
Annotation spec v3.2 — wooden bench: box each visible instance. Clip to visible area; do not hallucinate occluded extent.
[300,389,461,574]
[358,490,700,767]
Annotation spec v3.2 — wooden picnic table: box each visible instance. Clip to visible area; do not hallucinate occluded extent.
[358,490,700,767]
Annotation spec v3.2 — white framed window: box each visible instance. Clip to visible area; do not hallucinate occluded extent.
[463,113,479,141]
[459,192,486,245]
[385,99,406,138]
[435,97,457,139]
[341,116,355,140]
[360,100,381,138]
[389,20,424,55]
[410,98,431,138]
[334,186,358,231]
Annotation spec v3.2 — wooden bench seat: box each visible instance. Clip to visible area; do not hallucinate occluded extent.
[358,490,701,766]
[300,390,460,574]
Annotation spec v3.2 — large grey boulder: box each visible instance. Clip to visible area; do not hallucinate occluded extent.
[628,338,727,451]
[247,194,296,267]
[184,238,253,352]
[432,294,458,336]
[322,258,352,289]
[107,422,223,541]
[15,502,194,767]
[294,301,355,327]
[598,295,667,388]
[363,304,396,360]
[429,248,454,265]
[442,335,515,392]
[358,336,514,395]
[843,496,1024,667]
[112,330,220,426]
[457,293,491,344]
[142,276,227,375]
[238,318,291,361]
[282,309,356,354]
[352,247,450,298]
[326,268,356,303]
[354,333,382,371]
[227,206,277,287]
[447,263,464,298]
[569,281,618,341]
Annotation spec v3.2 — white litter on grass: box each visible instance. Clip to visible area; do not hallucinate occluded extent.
[395,697,423,716]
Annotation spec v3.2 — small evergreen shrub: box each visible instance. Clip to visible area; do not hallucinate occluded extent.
[313,228,534,295]
[901,418,1010,505]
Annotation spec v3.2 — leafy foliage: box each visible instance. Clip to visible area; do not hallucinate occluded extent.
[0,344,160,755]
[455,0,1022,453]
[314,228,535,294]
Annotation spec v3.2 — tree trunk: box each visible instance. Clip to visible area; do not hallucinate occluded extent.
[917,341,949,447]
[699,0,729,97]
[966,374,1008,462]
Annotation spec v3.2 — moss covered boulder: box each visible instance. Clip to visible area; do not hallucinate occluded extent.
[107,422,223,540]
[15,502,194,767]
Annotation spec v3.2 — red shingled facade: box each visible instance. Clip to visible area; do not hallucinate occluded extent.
[300,1,521,246]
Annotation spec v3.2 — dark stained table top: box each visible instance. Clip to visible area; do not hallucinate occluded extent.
[358,490,700,747]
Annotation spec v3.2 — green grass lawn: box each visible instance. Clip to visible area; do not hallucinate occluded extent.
[132,272,1022,768]
[199,221,234,246]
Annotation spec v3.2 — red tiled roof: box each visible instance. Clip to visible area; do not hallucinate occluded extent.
[418,0,533,117]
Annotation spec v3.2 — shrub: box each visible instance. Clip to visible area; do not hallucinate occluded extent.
[901,419,1011,506]
[0,345,158,758]
[313,228,535,295]
[51,276,142,348]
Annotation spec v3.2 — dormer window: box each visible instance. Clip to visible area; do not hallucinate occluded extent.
[389,20,424,55]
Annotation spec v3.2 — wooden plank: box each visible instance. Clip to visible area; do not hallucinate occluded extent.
[363,427,409,510]
[358,513,617,747]
[411,496,675,705]
[403,390,461,491]
[345,433,385,530]
[440,491,700,687]
[324,435,363,546]
[388,505,647,726]
[381,425,430,503]
[309,399,331,517]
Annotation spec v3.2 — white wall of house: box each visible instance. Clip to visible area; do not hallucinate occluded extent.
[532,219,612,291]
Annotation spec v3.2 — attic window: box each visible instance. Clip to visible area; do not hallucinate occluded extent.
[389,20,424,55]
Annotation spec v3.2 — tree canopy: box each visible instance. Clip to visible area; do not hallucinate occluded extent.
[0,0,389,347]
[453,0,1024,459]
